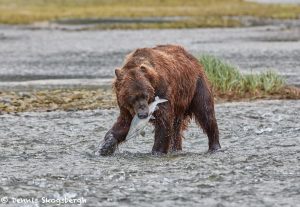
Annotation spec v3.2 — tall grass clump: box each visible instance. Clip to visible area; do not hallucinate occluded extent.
[199,55,285,98]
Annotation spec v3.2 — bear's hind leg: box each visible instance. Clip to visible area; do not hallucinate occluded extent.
[191,78,221,152]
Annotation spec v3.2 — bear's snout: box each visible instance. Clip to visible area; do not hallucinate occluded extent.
[133,99,149,119]
[138,111,149,119]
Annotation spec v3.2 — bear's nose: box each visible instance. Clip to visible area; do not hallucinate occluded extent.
[138,112,148,119]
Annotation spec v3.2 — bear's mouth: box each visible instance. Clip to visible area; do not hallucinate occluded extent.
[137,112,149,119]
[133,99,150,119]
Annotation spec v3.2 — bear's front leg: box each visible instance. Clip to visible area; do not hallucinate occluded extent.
[151,109,173,155]
[97,112,132,156]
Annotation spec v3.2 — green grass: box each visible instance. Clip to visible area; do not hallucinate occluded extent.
[0,0,299,28]
[199,55,286,98]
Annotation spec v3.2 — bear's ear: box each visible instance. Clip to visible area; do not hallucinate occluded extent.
[115,68,123,79]
[140,64,148,73]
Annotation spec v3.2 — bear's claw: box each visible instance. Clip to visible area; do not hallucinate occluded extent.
[97,133,118,156]
[208,143,221,153]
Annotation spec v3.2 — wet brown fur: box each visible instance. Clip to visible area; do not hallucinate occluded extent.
[101,44,220,155]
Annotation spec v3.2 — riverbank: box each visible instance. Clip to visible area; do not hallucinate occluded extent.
[1,85,299,114]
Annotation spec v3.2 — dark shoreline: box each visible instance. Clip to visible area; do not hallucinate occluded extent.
[1,87,299,114]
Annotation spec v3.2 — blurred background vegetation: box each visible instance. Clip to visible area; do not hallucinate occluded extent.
[0,0,299,28]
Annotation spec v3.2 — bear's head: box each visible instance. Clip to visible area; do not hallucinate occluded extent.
[113,64,158,119]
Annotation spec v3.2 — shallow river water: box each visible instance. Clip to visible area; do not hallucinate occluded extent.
[0,100,299,207]
[0,25,300,87]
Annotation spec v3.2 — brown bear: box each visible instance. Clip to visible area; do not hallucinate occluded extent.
[98,44,221,155]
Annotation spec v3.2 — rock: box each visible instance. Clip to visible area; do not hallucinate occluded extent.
[0,97,12,105]
[18,92,31,99]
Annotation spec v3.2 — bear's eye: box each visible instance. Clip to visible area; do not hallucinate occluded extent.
[141,93,148,99]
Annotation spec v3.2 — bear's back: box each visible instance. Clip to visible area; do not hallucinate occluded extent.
[123,44,199,70]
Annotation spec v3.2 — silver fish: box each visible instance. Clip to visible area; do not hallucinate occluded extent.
[126,96,168,140]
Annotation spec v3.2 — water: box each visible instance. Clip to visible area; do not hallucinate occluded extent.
[0,100,299,206]
[0,25,300,88]
[1,21,300,206]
